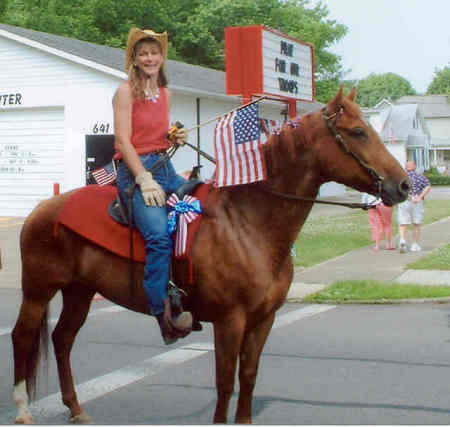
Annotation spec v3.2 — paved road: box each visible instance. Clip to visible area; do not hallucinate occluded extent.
[2,294,450,424]
[1,187,449,424]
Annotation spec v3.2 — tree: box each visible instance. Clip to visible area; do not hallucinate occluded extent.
[0,0,7,17]
[427,65,450,94]
[1,0,348,96]
[355,73,416,107]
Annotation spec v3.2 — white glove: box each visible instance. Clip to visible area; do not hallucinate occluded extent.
[135,171,166,207]
[173,127,188,146]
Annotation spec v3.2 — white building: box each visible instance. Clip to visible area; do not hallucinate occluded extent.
[364,100,431,172]
[396,95,450,173]
[0,23,340,217]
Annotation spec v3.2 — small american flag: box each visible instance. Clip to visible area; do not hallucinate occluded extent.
[91,161,117,186]
[260,118,279,140]
[214,103,267,187]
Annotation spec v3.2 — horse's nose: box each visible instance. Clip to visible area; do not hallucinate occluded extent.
[398,178,410,199]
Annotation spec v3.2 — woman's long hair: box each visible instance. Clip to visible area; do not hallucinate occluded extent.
[128,39,168,100]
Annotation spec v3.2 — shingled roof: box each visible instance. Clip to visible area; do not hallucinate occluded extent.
[0,22,227,96]
[396,94,450,119]
[0,23,323,112]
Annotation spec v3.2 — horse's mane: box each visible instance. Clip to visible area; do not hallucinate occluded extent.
[263,114,313,178]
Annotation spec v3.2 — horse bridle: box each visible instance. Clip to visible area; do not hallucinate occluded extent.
[260,107,385,210]
[323,107,384,197]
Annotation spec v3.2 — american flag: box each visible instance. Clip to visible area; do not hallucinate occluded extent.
[91,161,117,186]
[214,103,267,187]
[260,118,279,140]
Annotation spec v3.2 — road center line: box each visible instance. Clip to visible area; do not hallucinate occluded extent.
[2,305,336,422]
[273,304,336,329]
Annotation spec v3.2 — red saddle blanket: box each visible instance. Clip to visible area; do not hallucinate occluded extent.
[57,184,211,265]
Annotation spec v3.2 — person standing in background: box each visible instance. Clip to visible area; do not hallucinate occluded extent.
[397,161,431,253]
[361,193,395,251]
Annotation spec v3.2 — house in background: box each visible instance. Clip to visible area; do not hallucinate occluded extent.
[363,101,431,171]
[396,95,450,174]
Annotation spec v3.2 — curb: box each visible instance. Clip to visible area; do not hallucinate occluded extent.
[289,296,450,305]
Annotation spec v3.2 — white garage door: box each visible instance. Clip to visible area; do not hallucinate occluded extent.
[0,108,65,217]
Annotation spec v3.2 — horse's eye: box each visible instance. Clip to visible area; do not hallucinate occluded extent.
[351,127,368,139]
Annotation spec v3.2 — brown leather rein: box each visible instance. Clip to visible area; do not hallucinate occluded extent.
[260,107,384,211]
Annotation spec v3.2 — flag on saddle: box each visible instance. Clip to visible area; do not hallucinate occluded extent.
[214,103,267,187]
[91,161,117,186]
[167,193,202,258]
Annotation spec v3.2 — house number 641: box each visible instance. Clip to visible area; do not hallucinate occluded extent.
[92,123,111,134]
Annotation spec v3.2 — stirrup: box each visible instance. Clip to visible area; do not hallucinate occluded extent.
[168,280,187,310]
[168,281,201,331]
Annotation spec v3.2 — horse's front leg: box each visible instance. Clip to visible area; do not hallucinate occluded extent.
[235,312,275,423]
[212,310,246,423]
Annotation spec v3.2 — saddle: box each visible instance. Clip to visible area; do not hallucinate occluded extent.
[108,178,205,332]
[109,179,204,226]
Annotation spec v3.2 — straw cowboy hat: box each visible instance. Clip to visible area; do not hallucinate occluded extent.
[126,27,168,72]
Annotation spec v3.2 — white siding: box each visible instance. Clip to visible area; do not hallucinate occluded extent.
[0,108,65,216]
[386,142,407,169]
[0,37,117,89]
[426,117,450,139]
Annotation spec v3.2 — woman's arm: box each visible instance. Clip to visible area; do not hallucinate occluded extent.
[113,83,146,177]
[166,87,172,110]
[165,87,187,145]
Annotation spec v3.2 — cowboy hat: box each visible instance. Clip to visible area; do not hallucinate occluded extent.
[126,27,168,72]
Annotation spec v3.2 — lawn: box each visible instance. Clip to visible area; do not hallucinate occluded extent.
[293,199,450,268]
[407,243,450,271]
[304,280,450,303]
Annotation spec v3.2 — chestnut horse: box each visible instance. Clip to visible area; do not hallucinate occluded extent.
[11,88,409,424]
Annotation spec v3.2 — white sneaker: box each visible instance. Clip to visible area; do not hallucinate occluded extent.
[399,240,407,253]
[410,243,422,252]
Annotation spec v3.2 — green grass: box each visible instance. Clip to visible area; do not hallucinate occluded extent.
[293,199,450,268]
[407,244,450,271]
[304,280,450,303]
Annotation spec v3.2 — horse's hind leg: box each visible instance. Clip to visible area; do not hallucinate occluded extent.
[12,289,56,424]
[212,311,246,423]
[51,285,95,424]
[235,313,275,424]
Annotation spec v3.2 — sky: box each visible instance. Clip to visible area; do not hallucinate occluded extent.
[310,0,450,93]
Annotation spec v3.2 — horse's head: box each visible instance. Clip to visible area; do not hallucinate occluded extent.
[311,87,409,206]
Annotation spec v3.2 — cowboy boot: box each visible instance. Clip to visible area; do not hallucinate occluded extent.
[156,299,193,345]
[156,303,177,345]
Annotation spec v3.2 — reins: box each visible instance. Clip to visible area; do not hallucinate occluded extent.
[258,185,375,210]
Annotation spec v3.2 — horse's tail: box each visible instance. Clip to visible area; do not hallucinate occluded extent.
[26,307,49,401]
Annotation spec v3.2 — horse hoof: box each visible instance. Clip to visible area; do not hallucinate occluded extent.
[14,413,34,424]
[69,410,93,424]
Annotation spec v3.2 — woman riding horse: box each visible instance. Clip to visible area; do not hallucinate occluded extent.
[11,87,409,424]
[113,28,193,344]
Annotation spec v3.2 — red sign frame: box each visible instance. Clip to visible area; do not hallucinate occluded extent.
[225,25,316,104]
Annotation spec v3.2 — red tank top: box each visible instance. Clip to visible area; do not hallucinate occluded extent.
[114,86,171,159]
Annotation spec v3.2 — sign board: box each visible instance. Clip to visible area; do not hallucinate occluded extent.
[225,25,315,102]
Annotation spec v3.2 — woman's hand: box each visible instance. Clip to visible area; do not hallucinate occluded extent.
[135,171,166,206]
[173,127,188,146]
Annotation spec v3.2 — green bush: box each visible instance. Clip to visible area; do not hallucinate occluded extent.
[424,171,450,185]
[430,176,450,185]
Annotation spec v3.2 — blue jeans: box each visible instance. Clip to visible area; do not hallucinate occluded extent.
[117,153,186,316]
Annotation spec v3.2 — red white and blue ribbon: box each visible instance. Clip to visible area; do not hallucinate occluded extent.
[167,194,202,257]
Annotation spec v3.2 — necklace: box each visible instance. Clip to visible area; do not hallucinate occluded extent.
[144,86,160,103]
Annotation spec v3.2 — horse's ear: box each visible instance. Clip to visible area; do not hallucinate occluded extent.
[348,87,358,101]
[327,85,345,112]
